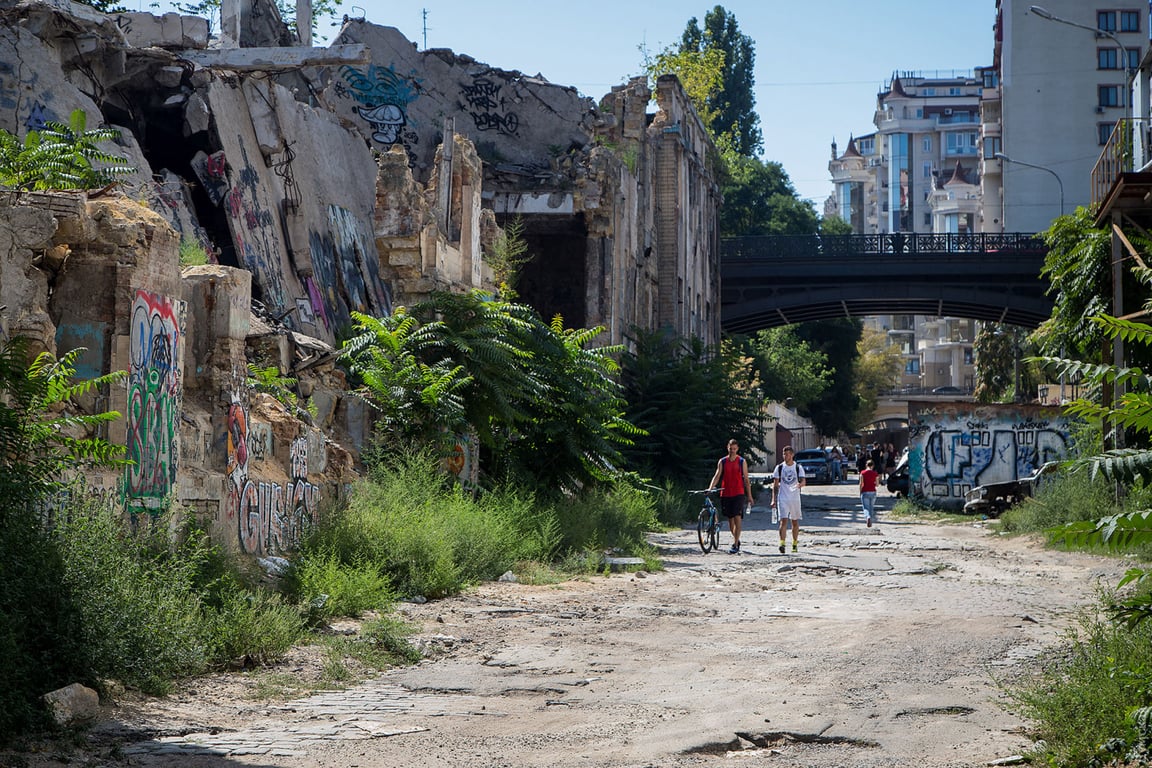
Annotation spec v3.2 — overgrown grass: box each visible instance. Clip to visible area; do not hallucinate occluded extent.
[1007,589,1152,768]
[998,470,1116,536]
[297,453,662,599]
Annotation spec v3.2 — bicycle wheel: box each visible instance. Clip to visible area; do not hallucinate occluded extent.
[697,506,715,553]
[709,516,720,551]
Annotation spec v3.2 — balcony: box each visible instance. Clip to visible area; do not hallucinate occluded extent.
[1092,118,1152,222]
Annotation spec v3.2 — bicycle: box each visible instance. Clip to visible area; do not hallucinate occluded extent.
[690,489,722,553]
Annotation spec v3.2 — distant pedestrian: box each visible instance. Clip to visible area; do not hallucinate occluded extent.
[885,442,897,478]
[708,438,752,554]
[859,459,879,528]
[771,446,806,553]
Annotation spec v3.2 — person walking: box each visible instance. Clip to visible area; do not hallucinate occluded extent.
[771,445,806,553]
[859,458,879,528]
[707,438,752,554]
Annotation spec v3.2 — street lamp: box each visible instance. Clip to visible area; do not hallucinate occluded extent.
[994,152,1065,217]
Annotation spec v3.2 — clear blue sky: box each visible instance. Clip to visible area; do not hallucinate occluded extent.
[151,0,997,208]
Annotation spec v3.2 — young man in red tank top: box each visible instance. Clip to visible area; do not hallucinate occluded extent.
[708,438,753,554]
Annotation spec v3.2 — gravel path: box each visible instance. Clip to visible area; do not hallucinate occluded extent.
[32,482,1129,767]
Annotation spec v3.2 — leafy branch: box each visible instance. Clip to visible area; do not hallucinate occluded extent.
[0,109,134,193]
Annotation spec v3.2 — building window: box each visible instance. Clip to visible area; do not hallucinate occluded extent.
[923,87,936,96]
[1127,47,1141,70]
[1121,10,1140,31]
[905,359,920,375]
[1099,122,1117,145]
[858,137,874,154]
[1099,47,1119,69]
[1098,11,1117,31]
[983,135,1002,159]
[1099,85,1122,107]
[982,70,999,88]
[949,87,961,95]
[946,132,978,155]
[964,347,974,365]
[922,136,932,152]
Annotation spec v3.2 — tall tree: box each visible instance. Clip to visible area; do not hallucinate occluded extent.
[749,327,830,411]
[793,319,864,437]
[620,328,766,486]
[853,328,903,428]
[720,155,817,236]
[679,6,761,157]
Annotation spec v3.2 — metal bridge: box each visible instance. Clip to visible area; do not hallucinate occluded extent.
[719,233,1052,333]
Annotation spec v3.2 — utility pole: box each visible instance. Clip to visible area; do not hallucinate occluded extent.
[422,8,428,50]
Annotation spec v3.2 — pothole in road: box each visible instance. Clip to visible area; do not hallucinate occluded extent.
[893,705,977,718]
[683,730,880,755]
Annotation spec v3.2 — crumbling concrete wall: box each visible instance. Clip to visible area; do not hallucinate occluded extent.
[0,191,358,555]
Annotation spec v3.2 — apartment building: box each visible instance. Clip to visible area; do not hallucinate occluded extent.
[995,0,1147,231]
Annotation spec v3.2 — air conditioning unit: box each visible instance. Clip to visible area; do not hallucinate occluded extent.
[944,108,953,115]
[1096,106,1106,113]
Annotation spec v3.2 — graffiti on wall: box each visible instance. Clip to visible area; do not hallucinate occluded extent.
[306,205,392,331]
[460,76,520,136]
[337,64,421,161]
[124,290,182,514]
[906,403,1071,508]
[220,142,290,316]
[226,399,321,556]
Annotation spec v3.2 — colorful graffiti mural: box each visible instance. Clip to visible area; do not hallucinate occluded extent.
[226,399,321,556]
[306,205,392,331]
[906,403,1072,509]
[337,64,421,161]
[124,289,182,514]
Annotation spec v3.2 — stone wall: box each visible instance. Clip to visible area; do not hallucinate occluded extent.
[905,401,1073,509]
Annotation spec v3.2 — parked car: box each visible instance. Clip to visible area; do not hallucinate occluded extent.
[886,453,910,497]
[962,462,1060,517]
[793,448,833,484]
[931,386,966,395]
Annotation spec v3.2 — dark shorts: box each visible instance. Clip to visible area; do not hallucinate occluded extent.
[720,495,746,519]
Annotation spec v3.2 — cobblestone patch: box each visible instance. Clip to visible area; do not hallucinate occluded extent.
[121,682,489,758]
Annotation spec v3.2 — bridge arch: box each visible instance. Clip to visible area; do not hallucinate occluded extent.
[719,233,1052,334]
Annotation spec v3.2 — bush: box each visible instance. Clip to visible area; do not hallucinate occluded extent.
[1008,593,1152,767]
[200,586,306,668]
[999,470,1116,537]
[303,453,559,599]
[287,552,396,622]
[51,501,207,694]
[550,483,659,555]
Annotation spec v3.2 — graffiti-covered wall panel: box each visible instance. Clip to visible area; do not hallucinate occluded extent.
[907,401,1073,509]
[124,289,184,514]
[327,22,597,181]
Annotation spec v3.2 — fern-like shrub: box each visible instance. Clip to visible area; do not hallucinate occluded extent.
[0,109,134,193]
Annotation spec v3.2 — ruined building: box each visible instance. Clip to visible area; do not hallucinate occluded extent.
[0,0,722,556]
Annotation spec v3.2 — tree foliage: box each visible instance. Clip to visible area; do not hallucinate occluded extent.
[641,45,725,133]
[748,326,830,411]
[0,109,133,193]
[792,319,864,437]
[678,5,761,157]
[619,327,766,487]
[720,155,817,236]
[341,292,639,494]
[852,328,903,427]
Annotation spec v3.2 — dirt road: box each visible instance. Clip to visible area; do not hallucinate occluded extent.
[65,482,1129,768]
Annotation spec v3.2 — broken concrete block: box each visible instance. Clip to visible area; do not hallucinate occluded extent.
[155,65,184,88]
[185,92,210,136]
[42,683,100,727]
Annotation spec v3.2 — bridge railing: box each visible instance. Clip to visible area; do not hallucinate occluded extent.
[721,233,1044,260]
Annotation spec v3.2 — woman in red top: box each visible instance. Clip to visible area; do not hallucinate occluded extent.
[708,438,753,554]
[859,458,879,527]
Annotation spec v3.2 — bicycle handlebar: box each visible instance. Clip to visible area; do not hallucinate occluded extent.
[688,488,722,495]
